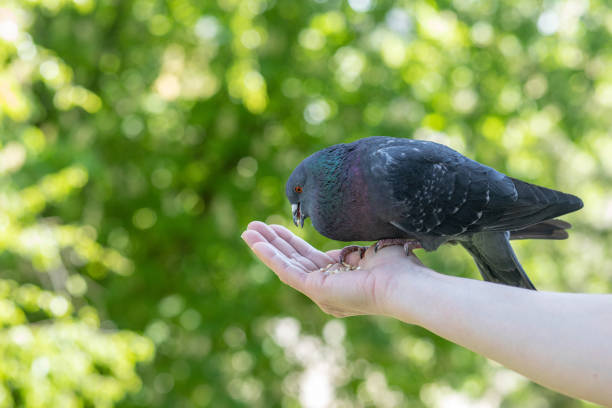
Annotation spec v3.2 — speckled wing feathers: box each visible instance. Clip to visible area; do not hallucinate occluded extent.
[367,141,515,239]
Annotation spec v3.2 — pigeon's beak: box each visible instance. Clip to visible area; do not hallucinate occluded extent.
[292,203,305,228]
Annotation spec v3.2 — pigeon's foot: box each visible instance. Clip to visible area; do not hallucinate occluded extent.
[374,239,422,256]
[339,240,422,264]
[338,245,368,264]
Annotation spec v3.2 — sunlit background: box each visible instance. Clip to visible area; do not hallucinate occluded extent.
[0,0,610,406]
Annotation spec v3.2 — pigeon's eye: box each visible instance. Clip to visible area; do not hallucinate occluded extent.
[294,186,303,193]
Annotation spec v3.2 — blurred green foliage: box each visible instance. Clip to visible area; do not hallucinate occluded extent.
[0,0,610,406]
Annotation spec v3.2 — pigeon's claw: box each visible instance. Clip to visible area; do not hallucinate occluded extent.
[374,239,422,256]
[338,245,368,264]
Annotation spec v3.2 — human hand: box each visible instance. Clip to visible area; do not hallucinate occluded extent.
[241,221,433,319]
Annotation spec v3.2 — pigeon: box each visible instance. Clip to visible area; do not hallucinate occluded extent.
[285,136,583,290]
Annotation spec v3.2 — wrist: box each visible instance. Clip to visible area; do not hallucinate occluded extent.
[383,264,442,325]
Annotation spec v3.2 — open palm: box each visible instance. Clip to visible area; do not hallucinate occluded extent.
[241,221,427,317]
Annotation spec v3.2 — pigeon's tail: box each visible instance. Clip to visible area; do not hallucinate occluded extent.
[484,178,583,232]
[510,178,583,225]
[509,218,572,240]
[460,231,536,290]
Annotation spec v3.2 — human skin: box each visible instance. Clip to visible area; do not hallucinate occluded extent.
[241,221,612,406]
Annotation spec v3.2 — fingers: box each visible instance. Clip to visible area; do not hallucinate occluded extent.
[325,249,342,266]
[326,249,341,260]
[327,248,363,266]
[246,221,320,271]
[269,224,336,268]
[243,235,308,291]
[241,229,267,247]
[247,221,297,258]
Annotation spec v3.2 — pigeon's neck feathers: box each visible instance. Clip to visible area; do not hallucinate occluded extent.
[305,144,374,240]
[308,145,356,195]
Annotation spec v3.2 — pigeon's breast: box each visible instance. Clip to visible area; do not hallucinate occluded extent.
[310,155,401,242]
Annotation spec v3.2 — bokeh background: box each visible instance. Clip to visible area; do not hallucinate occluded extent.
[0,0,610,406]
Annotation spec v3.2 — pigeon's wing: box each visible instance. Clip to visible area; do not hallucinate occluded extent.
[367,140,583,240]
[366,141,518,238]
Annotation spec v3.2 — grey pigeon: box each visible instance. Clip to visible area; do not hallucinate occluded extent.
[285,136,583,290]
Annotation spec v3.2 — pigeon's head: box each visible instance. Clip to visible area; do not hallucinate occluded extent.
[286,145,347,229]
[285,161,311,228]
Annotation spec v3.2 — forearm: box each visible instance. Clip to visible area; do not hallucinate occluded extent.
[390,270,612,405]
